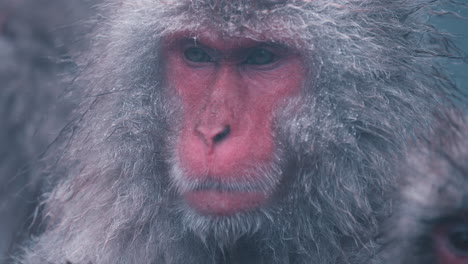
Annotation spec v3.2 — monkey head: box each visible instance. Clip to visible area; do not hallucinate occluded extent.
[383,115,468,264]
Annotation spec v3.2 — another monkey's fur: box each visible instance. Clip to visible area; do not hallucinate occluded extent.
[0,0,91,263]
[16,1,466,264]
[381,114,468,264]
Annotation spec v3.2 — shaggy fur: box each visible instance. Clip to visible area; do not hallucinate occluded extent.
[0,0,92,263]
[381,114,468,264]
[16,1,465,263]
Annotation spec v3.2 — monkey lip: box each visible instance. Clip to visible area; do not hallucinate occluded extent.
[183,190,267,216]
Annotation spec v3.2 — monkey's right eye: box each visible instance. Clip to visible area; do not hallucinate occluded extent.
[447,224,468,254]
[184,47,213,63]
[434,221,468,264]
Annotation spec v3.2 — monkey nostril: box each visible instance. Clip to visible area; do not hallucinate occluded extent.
[195,124,231,146]
[212,125,230,144]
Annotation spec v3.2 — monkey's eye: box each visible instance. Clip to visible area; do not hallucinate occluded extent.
[434,221,468,264]
[244,48,277,65]
[447,224,468,254]
[184,47,213,63]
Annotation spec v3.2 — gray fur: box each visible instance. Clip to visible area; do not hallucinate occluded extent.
[381,114,468,264]
[16,1,466,263]
[0,0,92,263]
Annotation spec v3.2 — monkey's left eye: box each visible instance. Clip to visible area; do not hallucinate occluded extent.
[184,47,213,63]
[244,48,277,65]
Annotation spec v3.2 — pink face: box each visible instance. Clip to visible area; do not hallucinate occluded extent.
[163,30,305,216]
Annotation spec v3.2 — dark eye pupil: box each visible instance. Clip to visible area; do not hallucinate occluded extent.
[448,228,468,252]
[245,49,275,65]
[184,47,211,62]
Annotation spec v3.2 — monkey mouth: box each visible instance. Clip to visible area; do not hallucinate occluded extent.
[183,190,268,216]
[171,160,281,215]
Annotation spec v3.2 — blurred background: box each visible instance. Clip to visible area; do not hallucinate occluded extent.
[432,3,468,97]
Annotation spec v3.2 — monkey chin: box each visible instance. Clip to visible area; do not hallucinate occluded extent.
[183,190,268,216]
[173,150,282,216]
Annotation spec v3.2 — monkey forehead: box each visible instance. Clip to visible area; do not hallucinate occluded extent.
[402,116,468,212]
[162,29,300,52]
[156,1,309,50]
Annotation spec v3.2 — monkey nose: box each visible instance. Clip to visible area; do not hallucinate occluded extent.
[195,124,231,147]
